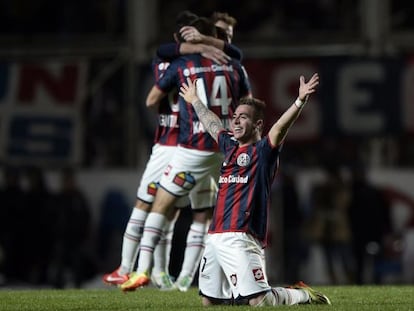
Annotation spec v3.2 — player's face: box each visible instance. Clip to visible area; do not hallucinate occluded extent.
[215,21,233,43]
[231,105,259,145]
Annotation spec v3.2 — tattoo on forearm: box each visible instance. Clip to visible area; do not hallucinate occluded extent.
[192,101,222,139]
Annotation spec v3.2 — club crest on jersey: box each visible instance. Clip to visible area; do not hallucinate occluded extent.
[147,182,158,196]
[158,62,170,71]
[173,172,196,190]
[237,153,250,166]
[253,268,264,281]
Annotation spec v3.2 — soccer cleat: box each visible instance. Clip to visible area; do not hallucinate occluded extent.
[175,275,192,292]
[292,281,331,305]
[102,268,129,286]
[151,272,176,291]
[120,271,150,291]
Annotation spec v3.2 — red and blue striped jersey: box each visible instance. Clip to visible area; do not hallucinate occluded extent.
[156,54,251,151]
[152,58,180,146]
[209,130,282,246]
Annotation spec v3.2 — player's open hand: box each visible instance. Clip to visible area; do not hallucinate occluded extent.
[179,77,199,104]
[200,45,230,64]
[298,73,319,102]
[180,26,203,43]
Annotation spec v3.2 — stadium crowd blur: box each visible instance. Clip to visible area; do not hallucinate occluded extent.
[1,0,414,288]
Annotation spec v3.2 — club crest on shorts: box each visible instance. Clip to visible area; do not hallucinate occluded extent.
[164,164,172,176]
[173,171,196,190]
[230,273,237,286]
[147,182,158,196]
[237,153,250,166]
[252,268,264,281]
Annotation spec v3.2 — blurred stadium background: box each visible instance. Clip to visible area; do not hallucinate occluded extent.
[0,0,414,288]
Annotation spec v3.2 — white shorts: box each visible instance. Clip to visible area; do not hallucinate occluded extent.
[137,144,218,209]
[159,146,222,209]
[199,232,270,300]
[188,175,218,210]
[136,144,189,207]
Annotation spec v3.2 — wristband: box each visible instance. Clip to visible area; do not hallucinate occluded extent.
[294,98,306,109]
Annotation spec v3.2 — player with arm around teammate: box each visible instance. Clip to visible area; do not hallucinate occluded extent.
[179,74,331,306]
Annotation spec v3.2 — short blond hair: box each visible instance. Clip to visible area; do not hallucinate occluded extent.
[211,12,237,27]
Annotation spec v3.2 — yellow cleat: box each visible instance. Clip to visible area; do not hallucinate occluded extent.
[120,271,150,291]
[292,281,331,305]
[151,272,176,291]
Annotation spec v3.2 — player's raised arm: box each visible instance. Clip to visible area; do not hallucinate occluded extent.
[179,26,242,61]
[180,25,225,50]
[268,73,319,147]
[179,77,224,142]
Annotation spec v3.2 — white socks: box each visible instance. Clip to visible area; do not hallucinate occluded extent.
[119,208,148,275]
[152,219,173,276]
[271,287,309,305]
[256,288,309,306]
[177,221,207,280]
[136,212,167,274]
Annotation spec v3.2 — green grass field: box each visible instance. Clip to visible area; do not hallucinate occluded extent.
[1,285,413,311]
